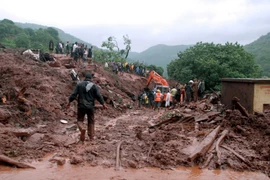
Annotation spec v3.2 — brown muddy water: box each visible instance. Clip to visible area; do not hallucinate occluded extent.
[0,156,269,180]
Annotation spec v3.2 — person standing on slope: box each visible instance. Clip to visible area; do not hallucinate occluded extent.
[67,72,107,142]
[154,89,163,112]
[165,90,171,108]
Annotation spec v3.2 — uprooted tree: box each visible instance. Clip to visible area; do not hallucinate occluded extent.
[167,42,262,90]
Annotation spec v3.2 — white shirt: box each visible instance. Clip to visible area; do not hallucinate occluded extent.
[73,44,78,52]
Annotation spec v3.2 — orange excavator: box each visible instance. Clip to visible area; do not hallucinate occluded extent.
[146,70,169,93]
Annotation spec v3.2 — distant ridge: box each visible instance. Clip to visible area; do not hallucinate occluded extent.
[244,32,270,77]
[128,44,191,77]
[15,22,92,47]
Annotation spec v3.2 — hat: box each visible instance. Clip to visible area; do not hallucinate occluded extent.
[156,89,160,92]
[85,73,92,79]
[189,80,194,83]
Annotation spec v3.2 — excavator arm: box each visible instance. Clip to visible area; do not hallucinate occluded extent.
[146,70,169,87]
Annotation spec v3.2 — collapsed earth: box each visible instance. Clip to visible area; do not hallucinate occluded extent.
[0,48,269,179]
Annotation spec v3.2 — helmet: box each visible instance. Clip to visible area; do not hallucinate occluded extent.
[189,80,194,83]
[156,89,160,92]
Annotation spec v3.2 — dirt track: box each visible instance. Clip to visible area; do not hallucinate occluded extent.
[0,49,269,178]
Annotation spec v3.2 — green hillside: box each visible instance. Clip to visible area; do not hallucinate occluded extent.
[244,32,270,77]
[15,22,92,47]
[128,44,191,77]
[0,19,61,50]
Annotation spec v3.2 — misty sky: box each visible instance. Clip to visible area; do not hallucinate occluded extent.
[1,0,270,52]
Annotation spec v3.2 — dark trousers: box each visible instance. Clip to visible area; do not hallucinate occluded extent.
[77,108,95,137]
[172,96,176,107]
[186,93,192,102]
[193,91,198,102]
[138,99,143,107]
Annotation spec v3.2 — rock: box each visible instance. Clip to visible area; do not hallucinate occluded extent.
[66,124,77,131]
[70,155,83,164]
[26,133,44,143]
[0,108,11,121]
[47,61,61,67]
[65,64,76,69]
[50,157,66,166]
[127,160,137,168]
[183,108,192,113]
[197,102,206,110]
[64,138,77,147]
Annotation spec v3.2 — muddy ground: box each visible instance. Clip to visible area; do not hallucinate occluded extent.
[0,49,269,177]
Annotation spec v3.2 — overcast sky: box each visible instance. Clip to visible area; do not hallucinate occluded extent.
[1,0,270,52]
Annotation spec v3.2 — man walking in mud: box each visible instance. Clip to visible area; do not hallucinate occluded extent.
[67,72,107,142]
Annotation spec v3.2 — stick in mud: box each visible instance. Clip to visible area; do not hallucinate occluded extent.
[200,153,214,169]
[146,143,154,162]
[115,140,125,170]
[0,154,36,169]
[216,129,229,166]
[221,145,251,166]
[188,125,221,162]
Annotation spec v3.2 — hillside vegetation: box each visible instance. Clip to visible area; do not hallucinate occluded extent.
[0,19,60,51]
[128,44,191,77]
[168,42,262,90]
[15,22,92,48]
[0,19,92,52]
[244,32,270,77]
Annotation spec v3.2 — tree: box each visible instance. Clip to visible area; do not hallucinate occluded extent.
[24,28,35,36]
[101,35,131,62]
[167,42,262,90]
[146,64,164,76]
[46,27,59,39]
[0,19,61,51]
[123,35,131,59]
[14,33,30,48]
[0,19,22,40]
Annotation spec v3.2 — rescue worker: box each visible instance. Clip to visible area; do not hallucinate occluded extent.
[104,62,109,68]
[147,89,155,109]
[49,40,54,53]
[192,78,199,102]
[73,42,79,63]
[185,81,193,103]
[88,46,93,64]
[198,79,205,100]
[66,41,70,56]
[154,89,162,111]
[144,94,149,106]
[67,72,107,142]
[165,90,171,108]
[170,87,177,108]
[181,86,185,103]
[138,91,144,108]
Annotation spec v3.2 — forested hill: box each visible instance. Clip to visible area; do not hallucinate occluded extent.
[15,22,92,47]
[244,32,270,77]
[128,44,191,77]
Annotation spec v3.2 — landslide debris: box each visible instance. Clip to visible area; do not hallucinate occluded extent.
[0,49,269,177]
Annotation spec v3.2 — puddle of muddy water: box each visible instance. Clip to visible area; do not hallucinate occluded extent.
[0,157,269,180]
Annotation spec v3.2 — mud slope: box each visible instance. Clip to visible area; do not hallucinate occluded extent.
[0,49,269,177]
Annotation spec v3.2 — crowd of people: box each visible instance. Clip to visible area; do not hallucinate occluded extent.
[104,61,148,77]
[49,40,93,66]
[137,78,206,110]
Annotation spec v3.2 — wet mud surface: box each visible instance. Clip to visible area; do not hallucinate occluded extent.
[0,50,269,178]
[1,159,269,180]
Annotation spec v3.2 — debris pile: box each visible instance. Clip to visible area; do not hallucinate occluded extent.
[0,49,269,177]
